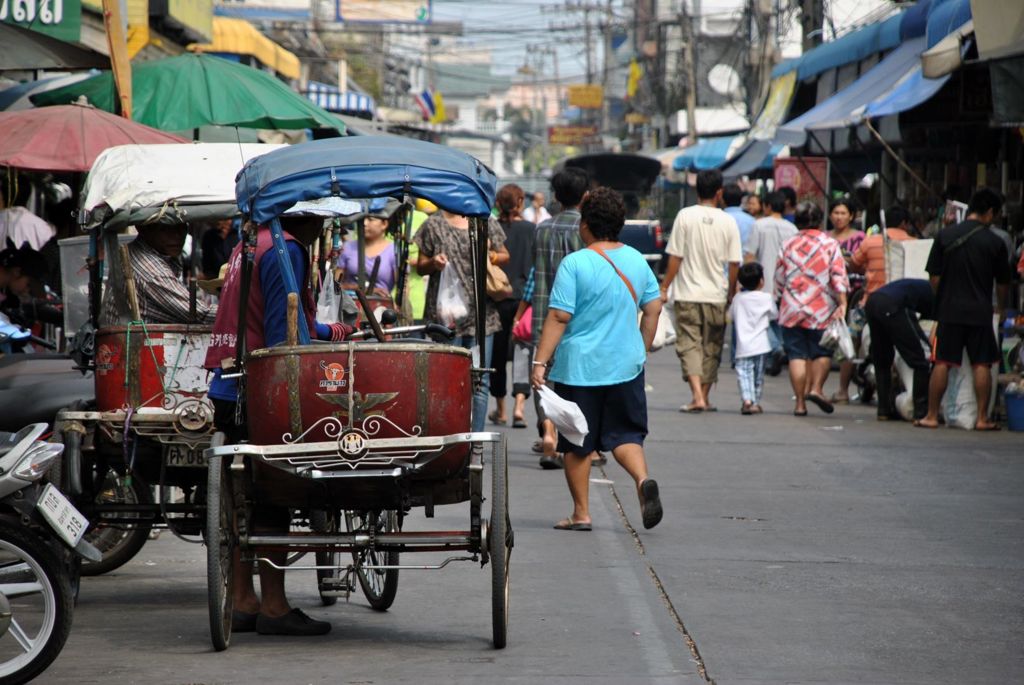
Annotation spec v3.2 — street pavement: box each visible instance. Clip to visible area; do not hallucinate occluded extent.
[39,350,1023,684]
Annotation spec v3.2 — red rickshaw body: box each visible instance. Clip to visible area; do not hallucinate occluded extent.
[94,325,214,418]
[245,342,472,476]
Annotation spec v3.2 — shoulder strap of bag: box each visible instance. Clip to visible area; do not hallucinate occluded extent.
[589,245,638,304]
[943,221,986,255]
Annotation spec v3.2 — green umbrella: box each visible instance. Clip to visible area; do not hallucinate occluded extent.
[31,53,344,133]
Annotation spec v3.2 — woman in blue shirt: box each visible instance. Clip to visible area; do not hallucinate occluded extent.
[531,187,664,532]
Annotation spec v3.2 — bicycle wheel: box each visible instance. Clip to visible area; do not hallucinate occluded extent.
[345,510,399,611]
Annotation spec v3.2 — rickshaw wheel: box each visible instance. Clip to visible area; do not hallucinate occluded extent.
[490,436,511,649]
[80,468,153,577]
[345,510,399,611]
[205,433,235,651]
[310,509,341,607]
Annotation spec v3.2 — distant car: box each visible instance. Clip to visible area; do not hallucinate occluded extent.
[556,152,668,272]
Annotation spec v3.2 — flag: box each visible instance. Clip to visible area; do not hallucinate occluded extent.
[413,90,435,121]
[430,91,446,124]
[626,58,642,99]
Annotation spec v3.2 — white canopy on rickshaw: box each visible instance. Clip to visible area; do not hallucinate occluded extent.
[81,143,286,229]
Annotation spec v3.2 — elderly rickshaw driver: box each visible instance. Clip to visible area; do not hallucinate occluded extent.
[205,212,352,636]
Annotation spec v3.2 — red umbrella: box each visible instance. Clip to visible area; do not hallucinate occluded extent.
[0,102,186,172]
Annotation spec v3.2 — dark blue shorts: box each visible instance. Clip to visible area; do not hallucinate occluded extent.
[781,326,831,360]
[553,371,648,457]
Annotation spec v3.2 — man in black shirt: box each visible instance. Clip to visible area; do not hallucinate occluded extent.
[917,188,1011,430]
[865,279,934,421]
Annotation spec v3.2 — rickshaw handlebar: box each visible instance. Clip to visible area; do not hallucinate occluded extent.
[344,323,455,342]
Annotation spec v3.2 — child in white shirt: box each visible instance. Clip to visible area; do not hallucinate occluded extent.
[729,262,778,414]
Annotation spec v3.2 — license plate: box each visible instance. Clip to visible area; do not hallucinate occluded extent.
[165,445,206,468]
[37,483,87,547]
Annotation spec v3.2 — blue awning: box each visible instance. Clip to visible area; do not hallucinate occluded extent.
[927,0,972,48]
[673,136,781,173]
[775,37,927,146]
[304,81,375,115]
[772,11,904,81]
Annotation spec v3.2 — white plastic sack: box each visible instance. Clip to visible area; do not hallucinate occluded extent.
[649,305,677,352]
[821,318,855,360]
[317,278,340,324]
[940,317,1000,430]
[537,385,589,447]
[436,265,468,326]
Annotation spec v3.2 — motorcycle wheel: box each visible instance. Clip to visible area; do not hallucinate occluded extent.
[0,519,74,685]
[80,471,153,577]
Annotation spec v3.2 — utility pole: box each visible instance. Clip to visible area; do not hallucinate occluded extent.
[680,3,698,142]
[801,0,825,52]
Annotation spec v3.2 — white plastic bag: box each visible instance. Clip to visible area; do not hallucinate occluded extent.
[649,305,677,352]
[537,385,589,447]
[821,318,855,360]
[317,279,340,323]
[436,265,468,326]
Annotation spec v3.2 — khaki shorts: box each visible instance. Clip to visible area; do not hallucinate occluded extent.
[673,301,727,384]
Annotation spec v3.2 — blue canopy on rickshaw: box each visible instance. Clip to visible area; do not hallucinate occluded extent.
[235,136,498,225]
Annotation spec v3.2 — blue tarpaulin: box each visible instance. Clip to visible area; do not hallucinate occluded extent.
[863,68,951,119]
[236,136,498,224]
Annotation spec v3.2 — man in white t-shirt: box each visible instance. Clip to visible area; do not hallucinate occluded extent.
[659,169,742,413]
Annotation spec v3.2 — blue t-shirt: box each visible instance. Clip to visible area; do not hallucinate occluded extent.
[547,245,660,386]
[209,241,331,401]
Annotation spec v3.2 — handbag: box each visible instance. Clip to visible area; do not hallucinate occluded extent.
[486,259,514,301]
[512,305,533,343]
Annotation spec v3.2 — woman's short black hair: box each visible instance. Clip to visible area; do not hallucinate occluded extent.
[829,197,857,215]
[794,201,824,230]
[738,262,764,291]
[580,186,626,241]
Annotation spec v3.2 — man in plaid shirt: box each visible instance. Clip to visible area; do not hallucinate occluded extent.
[525,167,588,468]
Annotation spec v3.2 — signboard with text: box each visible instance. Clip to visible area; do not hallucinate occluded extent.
[1,0,81,42]
[337,1,431,24]
[548,125,599,146]
[773,156,829,212]
[567,84,603,109]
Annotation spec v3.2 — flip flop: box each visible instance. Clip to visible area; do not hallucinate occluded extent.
[806,393,834,414]
[639,479,663,530]
[680,404,705,413]
[512,417,527,428]
[531,440,544,454]
[913,419,938,429]
[793,409,808,417]
[487,410,507,426]
[553,518,592,531]
[741,403,754,415]
[975,423,1001,431]
[752,405,764,414]
[705,405,718,412]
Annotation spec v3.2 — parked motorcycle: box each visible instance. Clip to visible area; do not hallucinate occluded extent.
[0,424,100,685]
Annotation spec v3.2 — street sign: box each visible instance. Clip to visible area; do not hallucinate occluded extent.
[567,84,604,110]
[1,0,82,42]
[547,125,599,146]
[337,1,431,24]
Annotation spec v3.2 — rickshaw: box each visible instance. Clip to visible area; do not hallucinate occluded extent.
[203,136,512,650]
[53,143,283,575]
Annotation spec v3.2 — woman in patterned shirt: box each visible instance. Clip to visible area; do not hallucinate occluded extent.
[774,202,849,416]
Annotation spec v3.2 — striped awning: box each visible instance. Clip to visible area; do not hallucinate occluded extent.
[304,81,375,115]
